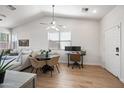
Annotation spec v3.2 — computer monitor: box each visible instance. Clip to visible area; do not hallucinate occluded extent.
[65,46,81,51]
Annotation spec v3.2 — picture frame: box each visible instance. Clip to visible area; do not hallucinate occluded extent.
[18,39,29,47]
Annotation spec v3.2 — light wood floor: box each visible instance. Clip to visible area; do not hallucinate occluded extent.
[23,64,124,88]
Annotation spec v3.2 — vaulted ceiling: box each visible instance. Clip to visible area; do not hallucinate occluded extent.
[0,5,115,28]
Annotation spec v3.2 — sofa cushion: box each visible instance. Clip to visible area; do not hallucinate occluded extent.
[8,61,22,70]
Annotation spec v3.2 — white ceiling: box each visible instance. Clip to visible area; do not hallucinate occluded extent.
[0,5,115,28]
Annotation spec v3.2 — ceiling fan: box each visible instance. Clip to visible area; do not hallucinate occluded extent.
[40,5,66,31]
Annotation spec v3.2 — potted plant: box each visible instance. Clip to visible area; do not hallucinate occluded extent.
[0,50,13,84]
[40,49,46,55]
[45,49,51,57]
[40,49,51,57]
[81,50,86,56]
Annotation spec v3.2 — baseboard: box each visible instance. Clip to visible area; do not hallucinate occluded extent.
[120,78,124,83]
[98,66,124,84]
[60,61,101,66]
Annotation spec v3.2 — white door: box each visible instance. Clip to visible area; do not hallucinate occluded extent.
[105,25,121,78]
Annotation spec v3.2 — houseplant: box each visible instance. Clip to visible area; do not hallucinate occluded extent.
[40,49,51,57]
[0,50,12,84]
[81,50,86,56]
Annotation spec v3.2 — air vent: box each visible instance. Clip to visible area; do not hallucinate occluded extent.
[82,8,89,13]
[0,19,2,21]
[0,14,6,21]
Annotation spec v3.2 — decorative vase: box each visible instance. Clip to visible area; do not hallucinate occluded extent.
[45,52,49,58]
[0,71,6,84]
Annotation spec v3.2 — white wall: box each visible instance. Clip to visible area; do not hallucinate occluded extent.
[100,6,124,82]
[13,17,100,65]
[0,27,10,33]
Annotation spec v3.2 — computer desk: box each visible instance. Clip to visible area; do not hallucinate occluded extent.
[67,52,85,68]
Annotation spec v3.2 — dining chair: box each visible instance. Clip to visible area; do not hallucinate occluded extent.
[29,57,46,73]
[48,56,60,76]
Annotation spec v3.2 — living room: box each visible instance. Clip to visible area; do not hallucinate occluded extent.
[0,1,124,90]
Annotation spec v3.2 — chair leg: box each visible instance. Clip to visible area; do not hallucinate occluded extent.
[72,62,80,69]
[72,66,74,69]
[40,67,43,73]
[51,70,52,77]
[72,64,74,69]
[58,63,60,67]
[57,63,61,70]
[31,67,34,73]
[36,69,38,73]
[56,65,60,73]
[79,65,81,69]
[52,66,54,71]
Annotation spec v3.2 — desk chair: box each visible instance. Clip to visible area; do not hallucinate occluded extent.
[70,54,81,69]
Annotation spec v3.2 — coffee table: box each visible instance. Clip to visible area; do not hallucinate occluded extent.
[0,70,36,88]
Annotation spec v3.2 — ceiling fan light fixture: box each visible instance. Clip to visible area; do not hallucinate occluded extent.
[55,28,60,31]
[51,21,56,25]
[92,9,97,13]
[62,25,66,28]
[51,25,56,29]
[46,25,60,31]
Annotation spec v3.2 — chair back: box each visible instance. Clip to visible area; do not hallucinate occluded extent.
[29,57,45,69]
[49,56,60,65]
[70,54,81,62]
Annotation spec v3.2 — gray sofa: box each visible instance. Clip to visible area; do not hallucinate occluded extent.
[3,49,32,71]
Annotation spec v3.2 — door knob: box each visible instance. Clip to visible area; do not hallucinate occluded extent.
[115,54,119,56]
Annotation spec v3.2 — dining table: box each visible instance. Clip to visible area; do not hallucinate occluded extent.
[35,54,59,73]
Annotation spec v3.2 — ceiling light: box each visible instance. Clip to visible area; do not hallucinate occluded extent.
[62,26,66,28]
[92,10,97,13]
[46,25,60,31]
[0,19,2,21]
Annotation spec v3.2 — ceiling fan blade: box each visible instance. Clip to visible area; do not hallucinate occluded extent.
[6,5,16,10]
[40,23,49,25]
[58,24,66,28]
[0,13,6,17]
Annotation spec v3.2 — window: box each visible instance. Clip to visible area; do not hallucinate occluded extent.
[48,31,71,50]
[0,32,9,49]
